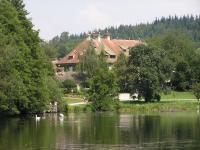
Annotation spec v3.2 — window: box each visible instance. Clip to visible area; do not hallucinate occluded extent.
[68,55,73,60]
[110,55,116,59]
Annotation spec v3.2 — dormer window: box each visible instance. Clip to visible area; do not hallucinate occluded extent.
[68,55,73,60]
[110,55,116,59]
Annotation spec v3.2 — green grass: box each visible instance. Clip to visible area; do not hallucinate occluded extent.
[119,91,198,113]
[64,91,199,113]
[63,96,83,104]
[66,100,200,113]
[67,105,92,112]
[119,100,199,113]
[161,91,196,100]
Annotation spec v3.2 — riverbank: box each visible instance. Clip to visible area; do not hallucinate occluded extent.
[119,100,199,113]
[64,91,199,113]
[67,100,199,113]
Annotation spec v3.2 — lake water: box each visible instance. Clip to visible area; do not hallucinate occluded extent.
[0,112,200,150]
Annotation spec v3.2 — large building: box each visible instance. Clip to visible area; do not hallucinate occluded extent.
[56,34,143,71]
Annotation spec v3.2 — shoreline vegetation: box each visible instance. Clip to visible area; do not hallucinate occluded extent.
[65,91,200,113]
[67,101,200,113]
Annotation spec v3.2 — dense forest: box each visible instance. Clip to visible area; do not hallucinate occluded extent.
[45,15,200,59]
[0,0,62,115]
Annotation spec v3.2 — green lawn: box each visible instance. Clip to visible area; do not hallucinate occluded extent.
[120,100,199,113]
[161,91,196,100]
[63,96,84,104]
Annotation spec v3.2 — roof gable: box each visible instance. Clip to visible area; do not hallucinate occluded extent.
[56,37,143,65]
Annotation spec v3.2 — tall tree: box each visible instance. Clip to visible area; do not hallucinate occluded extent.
[128,45,163,102]
[0,0,62,114]
[114,53,129,92]
[88,68,118,111]
[78,44,99,78]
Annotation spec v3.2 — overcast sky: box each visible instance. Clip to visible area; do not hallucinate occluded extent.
[24,0,200,40]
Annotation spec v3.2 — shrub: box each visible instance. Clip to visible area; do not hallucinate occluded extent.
[192,83,200,101]
[62,79,76,93]
[154,93,161,102]
[88,69,118,111]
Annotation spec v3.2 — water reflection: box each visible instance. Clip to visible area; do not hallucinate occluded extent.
[0,112,200,149]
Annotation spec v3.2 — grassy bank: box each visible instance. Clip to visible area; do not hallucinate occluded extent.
[66,101,199,113]
[161,91,195,100]
[63,96,84,104]
[67,104,92,112]
[120,91,198,112]
[65,91,198,113]
[119,101,199,113]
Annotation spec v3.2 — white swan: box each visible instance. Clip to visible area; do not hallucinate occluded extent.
[59,113,64,121]
[35,115,41,121]
[60,113,64,117]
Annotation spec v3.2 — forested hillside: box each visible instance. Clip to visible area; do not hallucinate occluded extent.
[99,15,200,42]
[46,15,200,59]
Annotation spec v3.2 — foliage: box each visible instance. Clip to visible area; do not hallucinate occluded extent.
[128,45,167,102]
[172,61,192,91]
[78,44,99,77]
[88,69,118,111]
[40,42,57,59]
[192,83,200,101]
[0,0,61,115]
[97,15,200,43]
[62,79,76,93]
[148,31,197,91]
[52,15,200,45]
[47,32,85,59]
[114,53,129,92]
[189,48,200,83]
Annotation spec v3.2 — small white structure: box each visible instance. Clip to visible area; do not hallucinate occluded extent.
[77,84,81,92]
[119,93,138,101]
[119,93,131,101]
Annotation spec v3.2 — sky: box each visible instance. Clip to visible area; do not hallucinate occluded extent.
[24,0,200,40]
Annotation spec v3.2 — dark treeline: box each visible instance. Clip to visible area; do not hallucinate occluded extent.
[0,0,62,115]
[98,15,200,42]
[42,32,87,59]
[47,15,200,59]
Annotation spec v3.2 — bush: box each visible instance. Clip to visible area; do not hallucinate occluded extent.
[192,83,200,101]
[88,69,118,111]
[163,87,172,95]
[62,79,76,93]
[154,93,161,102]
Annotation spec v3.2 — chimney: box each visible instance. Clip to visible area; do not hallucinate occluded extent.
[105,31,111,40]
[107,35,110,41]
[87,34,91,40]
[98,32,101,42]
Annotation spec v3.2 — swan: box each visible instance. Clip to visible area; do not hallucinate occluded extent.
[35,115,41,121]
[59,113,64,118]
[59,113,64,121]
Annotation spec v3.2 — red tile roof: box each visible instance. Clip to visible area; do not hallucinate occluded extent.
[56,37,143,65]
